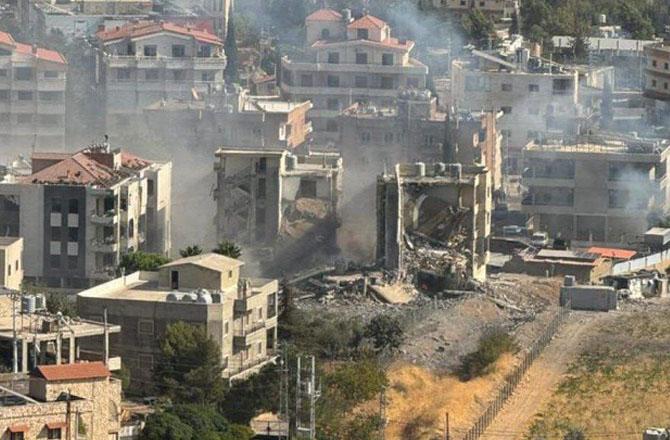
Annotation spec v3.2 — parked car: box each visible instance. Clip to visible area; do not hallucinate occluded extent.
[531,232,550,248]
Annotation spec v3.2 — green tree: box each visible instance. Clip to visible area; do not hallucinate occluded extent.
[179,245,203,258]
[218,365,279,424]
[364,315,403,352]
[564,428,586,440]
[326,360,388,406]
[458,329,517,381]
[462,10,495,48]
[45,292,77,317]
[171,405,254,440]
[118,251,170,273]
[212,241,242,259]
[155,322,226,404]
[141,412,194,440]
[224,16,239,83]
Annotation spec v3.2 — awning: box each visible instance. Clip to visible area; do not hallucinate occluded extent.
[8,424,29,433]
[46,421,67,430]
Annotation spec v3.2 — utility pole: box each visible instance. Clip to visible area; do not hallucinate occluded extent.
[308,356,320,440]
[295,356,301,437]
[103,308,109,366]
[11,291,17,373]
[278,350,289,440]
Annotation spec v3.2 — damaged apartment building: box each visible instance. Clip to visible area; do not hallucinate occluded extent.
[144,85,313,151]
[377,162,492,288]
[0,142,171,288]
[337,89,503,191]
[522,134,670,247]
[214,148,343,270]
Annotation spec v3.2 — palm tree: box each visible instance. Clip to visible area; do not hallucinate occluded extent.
[179,245,203,258]
[212,241,242,259]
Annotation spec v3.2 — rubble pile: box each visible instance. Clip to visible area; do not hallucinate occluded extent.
[280,197,332,239]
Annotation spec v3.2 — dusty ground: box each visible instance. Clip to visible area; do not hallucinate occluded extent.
[525,298,670,439]
[480,310,621,439]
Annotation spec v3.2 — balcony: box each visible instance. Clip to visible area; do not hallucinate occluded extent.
[91,211,118,225]
[282,58,427,75]
[280,83,399,98]
[90,238,119,253]
[36,79,66,91]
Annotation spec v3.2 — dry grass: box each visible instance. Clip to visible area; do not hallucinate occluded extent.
[527,308,670,439]
[385,354,517,440]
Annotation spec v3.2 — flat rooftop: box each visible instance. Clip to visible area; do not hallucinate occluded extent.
[0,311,120,342]
[524,141,666,157]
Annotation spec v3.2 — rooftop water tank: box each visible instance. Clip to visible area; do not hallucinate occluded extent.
[181,292,198,302]
[167,291,183,302]
[21,295,36,314]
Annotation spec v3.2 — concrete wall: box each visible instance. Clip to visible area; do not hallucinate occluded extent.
[157,262,239,291]
[560,284,618,311]
[0,238,23,290]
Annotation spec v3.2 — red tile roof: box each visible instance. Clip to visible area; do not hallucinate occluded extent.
[23,148,152,186]
[97,21,222,46]
[348,14,387,30]
[0,31,66,64]
[33,362,111,382]
[306,9,343,21]
[586,247,637,260]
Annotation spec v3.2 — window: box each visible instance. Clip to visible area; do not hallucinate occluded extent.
[501,106,512,114]
[382,53,394,66]
[298,179,317,198]
[171,45,186,57]
[51,227,62,241]
[355,75,368,88]
[68,199,78,214]
[0,69,7,77]
[300,74,313,87]
[47,428,62,439]
[327,75,339,87]
[361,132,371,143]
[552,78,572,95]
[652,79,658,87]
[257,177,266,199]
[326,98,339,110]
[68,227,78,242]
[355,52,368,64]
[44,70,59,79]
[357,29,369,40]
[666,62,669,70]
[39,91,63,101]
[381,76,393,89]
[201,71,215,81]
[224,321,229,335]
[17,114,32,124]
[17,91,33,101]
[139,354,154,370]
[384,132,394,144]
[138,319,154,335]
[197,45,212,57]
[145,69,159,80]
[321,28,330,39]
[407,78,419,88]
[50,254,60,269]
[10,432,25,440]
[143,45,157,57]
[501,83,512,91]
[258,158,267,173]
[128,218,134,238]
[326,120,338,132]
[652,59,657,67]
[258,307,263,319]
[172,70,186,80]
[327,52,339,64]
[117,68,131,80]
[228,270,233,278]
[147,179,155,196]
[0,90,8,100]
[14,67,33,80]
[67,256,78,270]
[665,82,669,90]
[529,84,539,92]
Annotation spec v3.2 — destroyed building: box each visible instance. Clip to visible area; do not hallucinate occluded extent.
[77,253,279,388]
[376,163,492,286]
[214,148,343,270]
[522,134,670,247]
[144,86,313,151]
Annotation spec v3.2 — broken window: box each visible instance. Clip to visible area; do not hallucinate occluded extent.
[298,179,317,198]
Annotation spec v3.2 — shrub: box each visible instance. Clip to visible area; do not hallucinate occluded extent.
[364,314,404,352]
[458,329,517,380]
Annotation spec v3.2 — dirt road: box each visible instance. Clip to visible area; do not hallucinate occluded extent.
[478,311,620,439]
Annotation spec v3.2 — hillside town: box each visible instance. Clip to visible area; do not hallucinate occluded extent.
[1,0,670,438]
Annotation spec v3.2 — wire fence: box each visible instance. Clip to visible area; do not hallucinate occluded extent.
[460,301,571,440]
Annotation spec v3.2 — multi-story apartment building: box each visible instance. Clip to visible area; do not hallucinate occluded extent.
[643,42,670,123]
[96,20,226,135]
[0,362,122,439]
[522,135,670,247]
[214,148,343,261]
[377,162,492,282]
[77,253,279,388]
[451,50,583,174]
[0,143,172,288]
[419,0,518,20]
[280,9,428,143]
[144,86,313,150]
[0,31,66,154]
[0,237,23,290]
[338,90,503,191]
